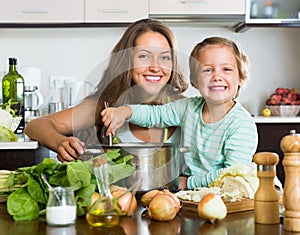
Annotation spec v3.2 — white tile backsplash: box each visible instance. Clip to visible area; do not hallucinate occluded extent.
[0,26,299,112]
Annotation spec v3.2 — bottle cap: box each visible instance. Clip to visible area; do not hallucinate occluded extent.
[9,58,17,65]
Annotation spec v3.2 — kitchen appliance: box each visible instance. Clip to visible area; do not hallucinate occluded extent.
[21,67,44,121]
[48,79,65,114]
[83,143,189,192]
[24,85,44,121]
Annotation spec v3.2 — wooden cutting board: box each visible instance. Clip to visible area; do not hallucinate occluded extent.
[181,198,254,214]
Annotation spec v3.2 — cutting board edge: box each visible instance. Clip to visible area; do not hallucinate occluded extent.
[181,198,254,214]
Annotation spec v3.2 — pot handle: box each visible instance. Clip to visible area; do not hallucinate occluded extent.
[178,145,189,153]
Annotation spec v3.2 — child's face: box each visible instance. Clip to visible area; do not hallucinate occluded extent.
[196,44,240,105]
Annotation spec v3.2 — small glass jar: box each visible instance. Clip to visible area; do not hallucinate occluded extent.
[46,187,77,226]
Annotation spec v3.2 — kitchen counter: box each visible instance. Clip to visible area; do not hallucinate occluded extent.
[0,140,38,150]
[0,134,46,170]
[0,203,292,235]
[254,116,300,123]
[0,134,38,150]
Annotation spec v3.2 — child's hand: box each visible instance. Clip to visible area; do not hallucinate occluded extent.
[101,106,132,136]
[177,176,188,191]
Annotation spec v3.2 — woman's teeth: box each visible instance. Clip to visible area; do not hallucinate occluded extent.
[145,76,161,82]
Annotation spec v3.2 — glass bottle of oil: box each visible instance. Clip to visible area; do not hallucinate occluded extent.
[2,58,25,133]
[86,156,120,227]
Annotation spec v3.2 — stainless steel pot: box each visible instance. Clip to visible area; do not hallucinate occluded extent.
[84,143,188,192]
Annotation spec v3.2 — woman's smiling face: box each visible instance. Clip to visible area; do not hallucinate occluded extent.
[132,31,173,96]
[197,44,241,105]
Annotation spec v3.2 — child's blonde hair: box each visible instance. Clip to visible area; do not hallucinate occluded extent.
[189,36,250,98]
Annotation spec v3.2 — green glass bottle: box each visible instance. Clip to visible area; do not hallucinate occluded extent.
[2,58,25,134]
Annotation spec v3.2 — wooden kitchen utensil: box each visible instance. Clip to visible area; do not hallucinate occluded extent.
[253,152,280,224]
[281,129,300,232]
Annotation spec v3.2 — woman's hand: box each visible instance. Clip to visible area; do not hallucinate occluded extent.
[56,136,85,162]
[101,106,132,136]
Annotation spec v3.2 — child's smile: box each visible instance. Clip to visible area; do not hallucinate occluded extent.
[197,44,240,105]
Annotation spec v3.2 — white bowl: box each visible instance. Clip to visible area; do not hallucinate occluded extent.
[11,117,22,132]
[268,105,300,117]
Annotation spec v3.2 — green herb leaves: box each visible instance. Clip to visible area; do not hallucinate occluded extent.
[6,158,95,221]
[7,188,40,221]
[5,148,135,221]
[0,126,18,142]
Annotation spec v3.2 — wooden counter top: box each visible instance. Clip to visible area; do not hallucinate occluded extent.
[0,202,292,235]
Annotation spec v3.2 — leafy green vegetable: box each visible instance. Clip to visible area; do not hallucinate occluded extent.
[0,125,18,142]
[0,99,19,117]
[27,176,47,204]
[6,158,95,221]
[7,188,40,221]
[75,184,96,216]
[83,149,134,184]
[4,149,135,221]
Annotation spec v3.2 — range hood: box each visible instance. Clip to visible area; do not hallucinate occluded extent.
[148,0,246,31]
[149,13,245,29]
[150,12,300,33]
[150,0,300,32]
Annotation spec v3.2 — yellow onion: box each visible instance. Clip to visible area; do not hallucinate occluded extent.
[85,192,100,212]
[162,189,181,214]
[197,193,227,223]
[148,194,178,221]
[141,189,161,207]
[110,185,137,216]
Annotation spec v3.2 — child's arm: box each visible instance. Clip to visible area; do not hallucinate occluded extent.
[101,106,132,136]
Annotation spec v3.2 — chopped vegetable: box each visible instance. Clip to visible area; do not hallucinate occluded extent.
[209,163,259,200]
[0,99,21,141]
[0,99,19,117]
[0,126,18,142]
[176,164,260,203]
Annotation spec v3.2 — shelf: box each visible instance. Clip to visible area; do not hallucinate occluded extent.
[0,141,39,150]
[254,116,300,123]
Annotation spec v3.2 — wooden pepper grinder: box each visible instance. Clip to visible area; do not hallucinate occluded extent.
[281,129,300,232]
[253,152,280,224]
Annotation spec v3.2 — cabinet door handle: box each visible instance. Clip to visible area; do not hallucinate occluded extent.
[102,9,128,14]
[22,10,48,14]
[179,0,208,4]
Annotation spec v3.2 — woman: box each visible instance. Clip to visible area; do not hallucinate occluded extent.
[24,18,188,162]
[101,36,258,189]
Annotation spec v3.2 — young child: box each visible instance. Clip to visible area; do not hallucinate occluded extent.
[101,36,258,190]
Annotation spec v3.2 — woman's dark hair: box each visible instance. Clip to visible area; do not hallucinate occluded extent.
[85,18,188,141]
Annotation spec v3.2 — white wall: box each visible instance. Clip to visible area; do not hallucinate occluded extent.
[0,25,299,115]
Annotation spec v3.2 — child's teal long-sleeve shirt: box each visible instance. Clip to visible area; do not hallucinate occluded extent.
[128,96,258,189]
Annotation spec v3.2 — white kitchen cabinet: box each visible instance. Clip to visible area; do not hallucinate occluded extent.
[0,0,84,23]
[85,0,148,23]
[149,0,245,15]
